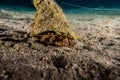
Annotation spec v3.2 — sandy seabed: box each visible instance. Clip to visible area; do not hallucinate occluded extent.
[0,9,120,80]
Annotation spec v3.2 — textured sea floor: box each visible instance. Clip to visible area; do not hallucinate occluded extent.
[0,9,120,80]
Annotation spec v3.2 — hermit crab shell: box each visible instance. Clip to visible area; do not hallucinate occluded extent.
[31,0,78,47]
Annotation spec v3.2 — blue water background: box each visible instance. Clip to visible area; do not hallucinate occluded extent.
[0,0,120,15]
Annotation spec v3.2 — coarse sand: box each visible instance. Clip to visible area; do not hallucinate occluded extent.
[0,9,120,80]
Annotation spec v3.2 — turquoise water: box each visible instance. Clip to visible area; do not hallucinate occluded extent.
[0,0,120,16]
[1,4,120,16]
[64,9,120,15]
[0,5,35,12]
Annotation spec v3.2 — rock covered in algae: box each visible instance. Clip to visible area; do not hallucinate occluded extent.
[31,0,78,47]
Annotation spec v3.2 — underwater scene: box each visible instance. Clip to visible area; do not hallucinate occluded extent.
[0,0,120,80]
